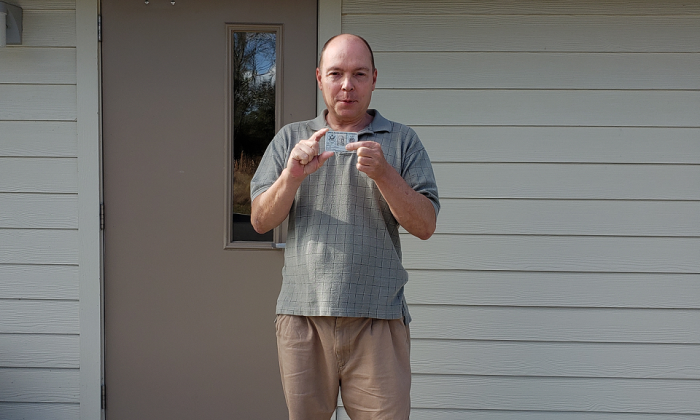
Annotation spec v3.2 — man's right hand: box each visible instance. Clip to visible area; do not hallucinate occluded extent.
[287,128,334,178]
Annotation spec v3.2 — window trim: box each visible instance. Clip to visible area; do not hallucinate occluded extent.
[224,23,286,249]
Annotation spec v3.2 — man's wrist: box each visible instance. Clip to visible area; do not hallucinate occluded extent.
[371,161,399,186]
[281,167,306,187]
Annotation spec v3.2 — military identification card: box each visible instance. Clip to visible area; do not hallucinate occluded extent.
[325,130,358,153]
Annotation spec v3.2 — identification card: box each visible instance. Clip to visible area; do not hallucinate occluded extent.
[325,130,358,153]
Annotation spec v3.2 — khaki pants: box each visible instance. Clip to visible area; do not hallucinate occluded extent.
[275,315,411,420]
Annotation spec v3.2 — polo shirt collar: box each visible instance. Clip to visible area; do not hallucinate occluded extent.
[308,109,392,134]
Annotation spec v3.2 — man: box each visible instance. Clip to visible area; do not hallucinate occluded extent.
[250,34,439,420]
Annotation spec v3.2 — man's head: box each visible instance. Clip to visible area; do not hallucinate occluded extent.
[316,34,377,128]
[319,34,375,71]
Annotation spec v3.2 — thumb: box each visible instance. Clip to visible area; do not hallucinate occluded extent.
[317,151,334,167]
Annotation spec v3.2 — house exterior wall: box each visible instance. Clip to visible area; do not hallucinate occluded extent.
[326,0,700,418]
[2,0,700,418]
[0,0,99,419]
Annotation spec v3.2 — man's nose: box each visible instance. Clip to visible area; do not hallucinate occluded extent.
[341,76,354,91]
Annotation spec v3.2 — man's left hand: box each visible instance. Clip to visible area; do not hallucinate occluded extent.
[345,141,389,180]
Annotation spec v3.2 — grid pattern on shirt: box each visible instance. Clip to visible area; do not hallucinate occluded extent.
[250,111,440,322]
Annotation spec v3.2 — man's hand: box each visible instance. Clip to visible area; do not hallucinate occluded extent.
[287,128,334,178]
[345,141,389,180]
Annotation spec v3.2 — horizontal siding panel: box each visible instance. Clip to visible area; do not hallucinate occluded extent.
[0,300,79,334]
[376,53,700,90]
[0,193,78,229]
[0,368,79,403]
[22,11,76,47]
[0,403,79,420]
[432,163,700,200]
[0,48,76,84]
[406,271,700,308]
[339,408,700,420]
[0,85,77,121]
[409,306,700,343]
[435,199,700,236]
[343,0,700,15]
[0,265,79,300]
[0,229,79,265]
[407,375,700,413]
[411,340,700,379]
[402,235,700,273]
[0,121,77,157]
[345,15,700,52]
[371,90,700,127]
[0,158,78,193]
[13,0,74,9]
[0,334,79,368]
[414,127,700,164]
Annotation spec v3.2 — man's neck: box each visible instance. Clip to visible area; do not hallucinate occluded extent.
[326,111,374,132]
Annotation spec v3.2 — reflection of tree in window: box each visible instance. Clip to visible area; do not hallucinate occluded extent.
[232,32,276,240]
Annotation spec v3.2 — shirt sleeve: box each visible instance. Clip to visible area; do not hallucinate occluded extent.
[401,128,441,217]
[250,127,291,202]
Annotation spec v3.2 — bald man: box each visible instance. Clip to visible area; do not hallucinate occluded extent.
[250,34,440,420]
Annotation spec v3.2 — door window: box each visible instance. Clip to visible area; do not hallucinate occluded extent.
[226,25,283,247]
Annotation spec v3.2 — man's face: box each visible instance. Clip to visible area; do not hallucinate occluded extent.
[316,36,377,125]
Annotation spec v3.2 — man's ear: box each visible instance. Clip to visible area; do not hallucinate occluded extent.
[316,68,323,90]
[372,68,378,91]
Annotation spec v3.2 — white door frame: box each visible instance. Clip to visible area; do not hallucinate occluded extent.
[76,0,103,418]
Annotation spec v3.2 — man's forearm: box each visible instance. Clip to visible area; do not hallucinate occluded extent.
[251,169,303,234]
[373,168,437,240]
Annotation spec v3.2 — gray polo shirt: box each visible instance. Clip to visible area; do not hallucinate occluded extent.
[250,110,439,323]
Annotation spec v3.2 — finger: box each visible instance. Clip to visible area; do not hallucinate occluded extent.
[299,138,322,157]
[311,128,330,143]
[298,140,319,153]
[297,142,317,156]
[356,146,381,159]
[295,144,318,163]
[291,149,310,164]
[355,146,370,157]
[345,140,377,151]
[357,155,373,166]
[356,162,369,174]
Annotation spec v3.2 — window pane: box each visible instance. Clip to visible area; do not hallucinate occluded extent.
[232,31,276,242]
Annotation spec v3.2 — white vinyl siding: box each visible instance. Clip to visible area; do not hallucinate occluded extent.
[0,85,77,120]
[337,0,700,418]
[0,0,81,418]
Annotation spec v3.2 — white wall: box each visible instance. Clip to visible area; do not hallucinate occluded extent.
[0,1,82,418]
[334,0,700,418]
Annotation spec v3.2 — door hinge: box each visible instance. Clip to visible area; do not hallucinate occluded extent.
[101,383,106,410]
[98,15,102,42]
[100,203,105,230]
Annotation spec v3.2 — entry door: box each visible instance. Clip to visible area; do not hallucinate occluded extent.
[101,1,317,418]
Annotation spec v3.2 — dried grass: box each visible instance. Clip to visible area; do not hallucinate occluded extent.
[233,152,261,215]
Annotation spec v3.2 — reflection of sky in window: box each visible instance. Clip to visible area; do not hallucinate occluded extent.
[248,67,275,84]
[241,32,276,84]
